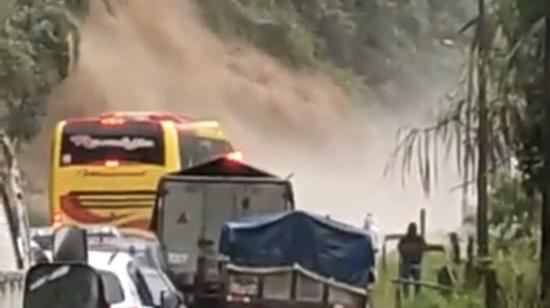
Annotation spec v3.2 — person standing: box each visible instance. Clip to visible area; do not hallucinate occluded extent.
[397,222,427,297]
[363,213,381,254]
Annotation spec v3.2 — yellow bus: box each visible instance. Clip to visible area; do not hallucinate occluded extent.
[49,112,240,231]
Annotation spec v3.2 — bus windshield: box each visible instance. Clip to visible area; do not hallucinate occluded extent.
[60,121,165,166]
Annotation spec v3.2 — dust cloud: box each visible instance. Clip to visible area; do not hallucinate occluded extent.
[21,0,463,234]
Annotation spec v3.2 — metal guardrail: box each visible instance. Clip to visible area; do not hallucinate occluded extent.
[0,271,24,308]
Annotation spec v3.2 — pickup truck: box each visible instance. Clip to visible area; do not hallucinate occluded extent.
[218,211,375,308]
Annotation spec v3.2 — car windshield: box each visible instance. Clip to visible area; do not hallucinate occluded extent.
[88,239,167,272]
[98,270,125,304]
[133,250,155,268]
[141,270,170,306]
[131,245,166,270]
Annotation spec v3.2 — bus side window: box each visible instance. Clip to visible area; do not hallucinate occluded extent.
[200,139,232,162]
[196,141,211,162]
[178,132,233,168]
[178,132,196,169]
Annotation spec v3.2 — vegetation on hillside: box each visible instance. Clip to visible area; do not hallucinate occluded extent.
[195,0,475,101]
[0,0,477,142]
[0,0,120,143]
[0,0,82,142]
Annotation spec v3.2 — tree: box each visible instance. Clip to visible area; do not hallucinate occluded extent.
[540,4,550,307]
[0,0,83,142]
[387,0,549,305]
[0,0,125,143]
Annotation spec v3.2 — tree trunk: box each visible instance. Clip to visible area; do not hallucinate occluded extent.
[477,1,495,307]
[540,13,550,308]
[476,0,489,262]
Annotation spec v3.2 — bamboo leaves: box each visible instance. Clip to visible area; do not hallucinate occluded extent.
[387,0,538,198]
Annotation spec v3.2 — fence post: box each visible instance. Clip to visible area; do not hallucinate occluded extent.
[382,241,387,273]
[394,283,401,308]
[419,209,426,239]
[485,267,498,308]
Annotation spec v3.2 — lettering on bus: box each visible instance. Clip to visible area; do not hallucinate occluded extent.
[78,170,147,177]
[70,135,156,151]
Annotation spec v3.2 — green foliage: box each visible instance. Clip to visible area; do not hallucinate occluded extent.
[198,0,319,68]
[373,250,483,307]
[493,236,540,308]
[374,0,547,304]
[516,0,545,25]
[195,0,474,98]
[487,172,540,307]
[490,172,539,244]
[404,292,482,308]
[386,0,549,198]
[0,0,83,141]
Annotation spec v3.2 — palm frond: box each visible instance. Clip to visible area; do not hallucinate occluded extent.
[386,1,537,197]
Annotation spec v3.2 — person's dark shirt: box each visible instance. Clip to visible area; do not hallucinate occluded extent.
[398,235,427,264]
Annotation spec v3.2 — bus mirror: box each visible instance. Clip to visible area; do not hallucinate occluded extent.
[53,225,88,263]
[23,263,108,308]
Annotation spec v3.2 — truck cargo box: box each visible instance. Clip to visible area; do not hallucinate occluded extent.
[219,210,375,289]
[222,263,368,308]
[149,157,295,294]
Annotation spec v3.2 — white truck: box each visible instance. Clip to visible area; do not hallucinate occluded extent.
[149,157,295,308]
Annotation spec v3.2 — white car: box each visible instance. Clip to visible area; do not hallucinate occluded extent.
[88,250,184,308]
[31,224,123,252]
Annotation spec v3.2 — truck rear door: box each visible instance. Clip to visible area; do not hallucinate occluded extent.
[160,180,203,275]
[158,179,293,276]
[235,183,290,218]
[202,183,238,250]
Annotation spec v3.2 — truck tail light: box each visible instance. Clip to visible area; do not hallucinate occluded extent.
[226,151,243,161]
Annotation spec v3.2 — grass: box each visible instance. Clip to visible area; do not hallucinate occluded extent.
[375,233,544,308]
[373,251,482,308]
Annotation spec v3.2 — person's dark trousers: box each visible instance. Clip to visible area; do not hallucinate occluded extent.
[399,261,422,297]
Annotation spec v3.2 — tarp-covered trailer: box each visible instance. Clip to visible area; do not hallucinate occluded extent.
[219,211,375,308]
[149,157,295,307]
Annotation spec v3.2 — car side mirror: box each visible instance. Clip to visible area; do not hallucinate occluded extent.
[160,290,182,308]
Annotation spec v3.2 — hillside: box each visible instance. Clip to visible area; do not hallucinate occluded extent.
[19,0,471,231]
[195,0,473,106]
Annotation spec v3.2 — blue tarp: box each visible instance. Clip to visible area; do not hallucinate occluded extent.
[219,210,375,288]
